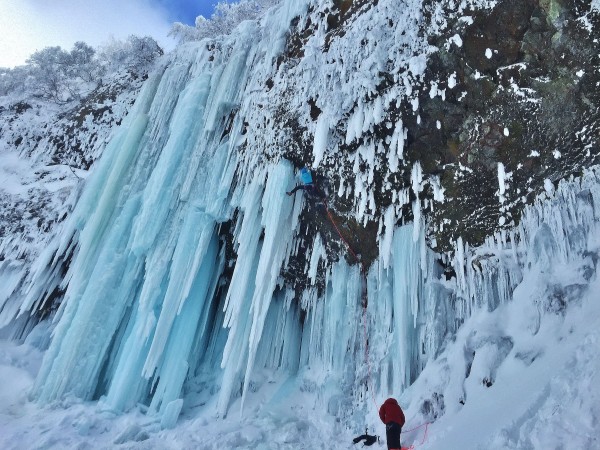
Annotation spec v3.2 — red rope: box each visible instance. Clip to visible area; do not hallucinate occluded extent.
[322,203,431,449]
[325,205,364,270]
[420,423,429,446]
[402,422,430,434]
[324,204,377,410]
[402,422,430,449]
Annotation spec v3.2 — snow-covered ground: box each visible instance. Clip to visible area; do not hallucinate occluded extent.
[417,268,600,449]
[0,335,349,449]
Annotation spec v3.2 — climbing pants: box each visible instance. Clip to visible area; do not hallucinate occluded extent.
[386,422,402,450]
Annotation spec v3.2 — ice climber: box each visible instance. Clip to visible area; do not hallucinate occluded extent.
[379,398,406,450]
[286,167,327,206]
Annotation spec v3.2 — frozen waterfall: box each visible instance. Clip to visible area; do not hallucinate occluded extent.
[1,0,599,434]
[19,23,452,420]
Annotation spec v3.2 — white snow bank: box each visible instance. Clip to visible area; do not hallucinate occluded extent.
[408,273,600,450]
[0,152,33,196]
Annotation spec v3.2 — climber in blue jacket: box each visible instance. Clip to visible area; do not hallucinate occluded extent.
[286,167,327,205]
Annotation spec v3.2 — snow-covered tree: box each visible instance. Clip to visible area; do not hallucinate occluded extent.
[67,42,98,83]
[125,36,164,74]
[170,0,280,43]
[26,46,74,103]
[0,66,31,97]
[98,35,163,78]
[0,37,163,104]
[25,42,103,102]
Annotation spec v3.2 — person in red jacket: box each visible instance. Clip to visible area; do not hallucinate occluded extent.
[379,398,406,450]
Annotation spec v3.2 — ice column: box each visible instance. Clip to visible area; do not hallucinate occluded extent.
[300,261,361,374]
[370,223,451,397]
[391,225,422,390]
[32,23,257,414]
[31,68,166,403]
[217,160,299,415]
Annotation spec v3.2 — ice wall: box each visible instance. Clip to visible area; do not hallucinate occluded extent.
[22,0,315,423]
[4,0,599,433]
[25,21,252,407]
[20,6,437,419]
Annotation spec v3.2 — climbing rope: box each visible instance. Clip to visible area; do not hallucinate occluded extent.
[324,204,364,271]
[401,422,430,449]
[322,201,431,449]
[323,203,378,411]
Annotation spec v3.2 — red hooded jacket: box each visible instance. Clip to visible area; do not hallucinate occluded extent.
[379,398,406,426]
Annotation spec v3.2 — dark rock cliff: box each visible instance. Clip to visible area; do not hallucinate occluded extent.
[262,0,600,279]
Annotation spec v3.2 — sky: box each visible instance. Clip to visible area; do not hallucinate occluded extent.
[0,0,221,68]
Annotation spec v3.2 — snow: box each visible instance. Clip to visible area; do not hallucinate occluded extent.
[580,1,600,31]
[1,0,600,448]
[447,34,463,48]
[388,121,406,172]
[0,152,33,196]
[448,72,457,89]
[498,162,507,203]
[414,266,600,449]
[430,176,445,202]
[544,178,554,195]
[509,82,539,103]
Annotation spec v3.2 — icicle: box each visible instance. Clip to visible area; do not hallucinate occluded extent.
[308,233,326,284]
[380,206,396,269]
[312,114,330,167]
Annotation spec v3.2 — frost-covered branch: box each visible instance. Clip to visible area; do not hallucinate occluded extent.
[170,0,281,43]
[97,35,164,80]
[0,37,163,104]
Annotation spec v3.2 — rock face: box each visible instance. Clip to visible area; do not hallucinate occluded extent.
[418,0,600,251]
[2,0,599,321]
[267,0,600,275]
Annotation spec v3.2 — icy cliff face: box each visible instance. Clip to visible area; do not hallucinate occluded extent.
[1,0,599,442]
[0,70,147,336]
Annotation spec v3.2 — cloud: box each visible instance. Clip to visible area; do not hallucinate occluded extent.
[0,0,177,68]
